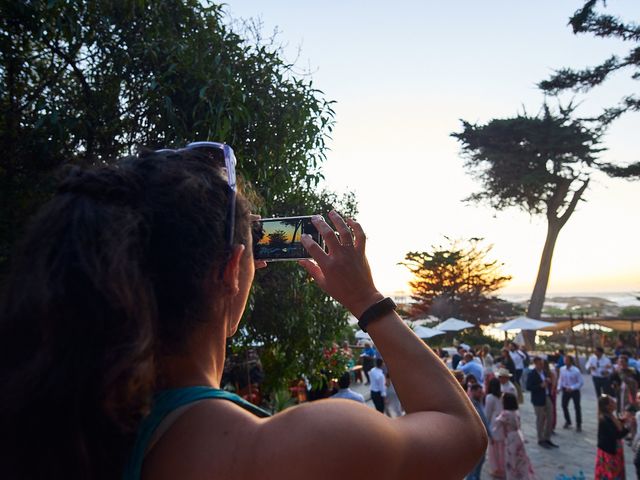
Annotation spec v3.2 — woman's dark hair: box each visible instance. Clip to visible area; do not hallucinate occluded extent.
[488,378,501,397]
[598,395,613,420]
[338,372,351,389]
[502,393,518,411]
[0,150,250,479]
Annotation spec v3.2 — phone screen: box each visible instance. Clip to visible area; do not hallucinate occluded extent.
[253,216,324,261]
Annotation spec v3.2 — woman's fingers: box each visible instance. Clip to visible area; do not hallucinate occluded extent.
[311,215,340,253]
[298,259,327,289]
[254,260,268,269]
[329,210,353,246]
[346,217,366,253]
[301,233,329,265]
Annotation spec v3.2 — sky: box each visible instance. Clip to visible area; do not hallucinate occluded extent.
[223,1,640,296]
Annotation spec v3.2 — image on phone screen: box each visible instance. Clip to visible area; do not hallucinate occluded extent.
[253,216,324,261]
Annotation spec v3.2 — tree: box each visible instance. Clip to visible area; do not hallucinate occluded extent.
[267,230,289,248]
[539,0,640,178]
[452,105,604,345]
[401,237,512,325]
[0,0,348,396]
[0,0,334,273]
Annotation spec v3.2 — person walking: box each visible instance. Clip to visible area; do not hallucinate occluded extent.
[557,355,584,432]
[466,384,491,480]
[369,358,387,413]
[543,359,559,434]
[360,342,376,384]
[587,347,613,397]
[526,356,558,449]
[481,345,495,391]
[485,378,505,478]
[596,395,630,480]
[509,342,526,402]
[384,374,404,418]
[492,393,536,480]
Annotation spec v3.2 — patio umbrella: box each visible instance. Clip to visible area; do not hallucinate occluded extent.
[497,316,554,331]
[413,326,446,339]
[433,317,475,331]
[355,330,371,340]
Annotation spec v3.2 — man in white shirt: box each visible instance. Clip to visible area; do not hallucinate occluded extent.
[557,355,584,432]
[509,342,526,386]
[369,358,387,413]
[585,346,613,397]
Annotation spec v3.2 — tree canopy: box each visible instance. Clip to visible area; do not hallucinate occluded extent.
[452,105,603,220]
[0,0,334,270]
[538,0,639,178]
[401,237,512,325]
[0,0,350,396]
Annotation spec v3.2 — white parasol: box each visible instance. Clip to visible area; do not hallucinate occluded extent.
[496,316,555,331]
[413,326,446,339]
[433,317,475,331]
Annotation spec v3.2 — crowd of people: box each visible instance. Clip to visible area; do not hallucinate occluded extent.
[346,338,640,479]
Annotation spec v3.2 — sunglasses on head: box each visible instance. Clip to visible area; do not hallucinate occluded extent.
[155,141,237,249]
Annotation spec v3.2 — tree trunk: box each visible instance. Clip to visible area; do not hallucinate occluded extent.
[523,219,562,349]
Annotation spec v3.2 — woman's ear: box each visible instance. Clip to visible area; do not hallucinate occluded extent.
[222,244,246,295]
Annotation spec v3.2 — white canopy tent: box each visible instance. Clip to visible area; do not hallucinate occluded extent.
[496,316,554,331]
[413,326,446,339]
[433,317,475,331]
[355,330,371,341]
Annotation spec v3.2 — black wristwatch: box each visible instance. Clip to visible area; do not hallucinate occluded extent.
[358,297,397,332]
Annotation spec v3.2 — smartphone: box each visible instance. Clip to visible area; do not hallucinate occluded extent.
[253,215,324,262]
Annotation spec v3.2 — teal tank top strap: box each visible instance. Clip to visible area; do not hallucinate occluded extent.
[123,386,271,480]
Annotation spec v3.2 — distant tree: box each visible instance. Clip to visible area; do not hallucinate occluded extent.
[621,306,640,318]
[539,0,639,178]
[452,105,604,345]
[400,237,512,325]
[267,230,288,248]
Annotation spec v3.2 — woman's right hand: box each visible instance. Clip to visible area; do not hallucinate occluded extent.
[299,211,383,317]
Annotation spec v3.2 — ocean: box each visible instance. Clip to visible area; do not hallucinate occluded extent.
[501,292,640,307]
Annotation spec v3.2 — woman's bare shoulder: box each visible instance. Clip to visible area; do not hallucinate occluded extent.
[141,397,397,480]
[141,398,265,480]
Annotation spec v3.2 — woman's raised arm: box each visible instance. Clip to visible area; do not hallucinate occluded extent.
[247,212,487,479]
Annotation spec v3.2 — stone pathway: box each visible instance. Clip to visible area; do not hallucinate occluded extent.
[351,374,637,479]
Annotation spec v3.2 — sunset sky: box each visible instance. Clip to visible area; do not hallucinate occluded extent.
[225,1,640,296]
[258,220,298,244]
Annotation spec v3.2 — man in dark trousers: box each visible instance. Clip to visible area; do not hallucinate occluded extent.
[526,356,559,449]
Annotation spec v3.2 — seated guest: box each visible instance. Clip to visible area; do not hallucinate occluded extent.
[331,372,365,403]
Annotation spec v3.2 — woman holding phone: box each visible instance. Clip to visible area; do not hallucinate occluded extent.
[0,147,486,479]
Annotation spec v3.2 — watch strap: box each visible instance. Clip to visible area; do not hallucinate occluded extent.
[357,297,396,332]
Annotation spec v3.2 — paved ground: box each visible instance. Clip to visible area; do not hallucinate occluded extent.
[351,374,637,479]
